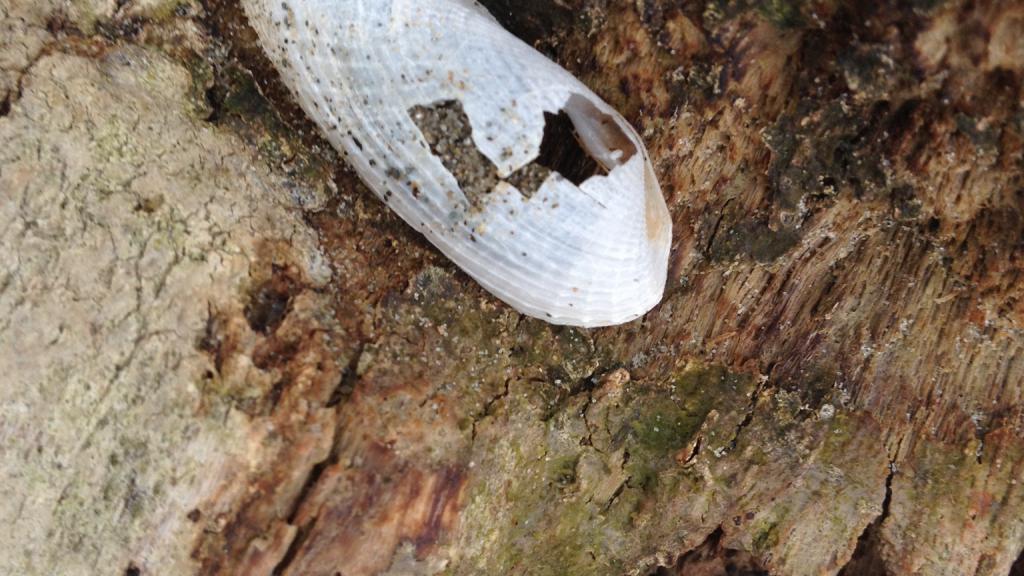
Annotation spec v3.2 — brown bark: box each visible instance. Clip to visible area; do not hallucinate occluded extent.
[2,0,1022,575]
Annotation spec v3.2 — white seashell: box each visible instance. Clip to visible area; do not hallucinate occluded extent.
[241,0,672,327]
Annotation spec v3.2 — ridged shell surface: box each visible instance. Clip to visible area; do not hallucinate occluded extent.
[241,0,672,327]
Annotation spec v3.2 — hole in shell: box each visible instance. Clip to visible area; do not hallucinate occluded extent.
[410,100,501,204]
[535,109,603,186]
[408,96,637,205]
[560,93,637,171]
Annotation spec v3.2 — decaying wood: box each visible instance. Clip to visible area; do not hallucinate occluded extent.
[1,0,1022,575]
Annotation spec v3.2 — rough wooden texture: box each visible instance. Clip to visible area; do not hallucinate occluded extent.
[0,2,334,574]
[1,0,1022,575]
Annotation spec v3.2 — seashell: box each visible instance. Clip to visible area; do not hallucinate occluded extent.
[241,0,672,327]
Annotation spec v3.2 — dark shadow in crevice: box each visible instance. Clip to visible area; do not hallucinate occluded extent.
[203,83,224,124]
[536,110,603,186]
[270,451,339,576]
[270,377,349,576]
[837,466,895,576]
[1009,548,1024,576]
[476,0,576,47]
[201,0,327,145]
[244,264,297,335]
[0,94,10,118]
[650,527,769,576]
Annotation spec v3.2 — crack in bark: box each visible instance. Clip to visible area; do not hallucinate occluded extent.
[602,467,629,512]
[648,525,769,576]
[3,50,45,118]
[268,346,364,575]
[726,368,773,452]
[580,387,599,451]
[876,460,896,528]
[2,26,86,116]
[837,457,897,576]
[578,367,627,454]
[470,377,511,442]
[270,426,343,576]
[704,197,736,255]
[682,435,702,465]
[542,368,602,423]
[326,345,363,408]
[1009,548,1024,576]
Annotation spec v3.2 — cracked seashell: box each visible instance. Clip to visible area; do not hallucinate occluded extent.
[241,0,672,327]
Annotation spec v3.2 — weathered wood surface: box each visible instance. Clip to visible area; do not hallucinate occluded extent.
[1,0,1022,575]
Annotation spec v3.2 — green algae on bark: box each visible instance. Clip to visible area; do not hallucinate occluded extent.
[453,364,757,575]
[7,0,1021,574]
[200,0,1024,573]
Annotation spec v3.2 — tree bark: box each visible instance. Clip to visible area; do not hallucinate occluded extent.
[1,1,1022,575]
